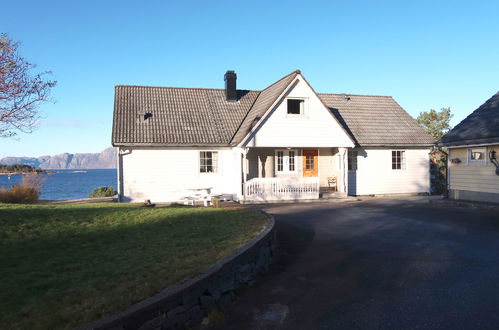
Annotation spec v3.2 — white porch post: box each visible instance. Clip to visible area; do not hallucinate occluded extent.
[338,147,348,193]
[242,148,249,199]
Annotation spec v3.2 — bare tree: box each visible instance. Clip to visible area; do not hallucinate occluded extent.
[0,33,56,137]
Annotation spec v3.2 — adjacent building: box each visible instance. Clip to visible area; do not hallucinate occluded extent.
[440,92,499,203]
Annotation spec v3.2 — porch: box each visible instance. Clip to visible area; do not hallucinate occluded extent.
[242,147,349,202]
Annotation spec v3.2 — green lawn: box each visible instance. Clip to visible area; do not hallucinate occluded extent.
[0,203,267,330]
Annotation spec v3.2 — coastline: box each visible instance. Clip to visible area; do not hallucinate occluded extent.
[0,171,51,176]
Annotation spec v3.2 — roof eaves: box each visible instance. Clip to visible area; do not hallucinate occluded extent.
[112,142,230,148]
[359,143,434,148]
[438,136,499,147]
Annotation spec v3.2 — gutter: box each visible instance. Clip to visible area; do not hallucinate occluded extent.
[439,142,499,148]
[112,143,231,148]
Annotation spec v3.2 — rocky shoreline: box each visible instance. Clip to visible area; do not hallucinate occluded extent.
[0,170,51,175]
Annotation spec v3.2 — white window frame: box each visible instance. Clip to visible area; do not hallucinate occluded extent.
[275,149,298,173]
[468,147,486,164]
[286,98,307,117]
[391,150,406,170]
[348,149,358,171]
[199,151,219,174]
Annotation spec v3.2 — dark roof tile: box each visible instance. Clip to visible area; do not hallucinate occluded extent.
[318,94,434,146]
[440,92,499,146]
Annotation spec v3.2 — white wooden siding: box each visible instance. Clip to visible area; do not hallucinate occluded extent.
[348,148,430,195]
[120,148,242,202]
[449,145,499,194]
[244,77,354,148]
[318,148,340,187]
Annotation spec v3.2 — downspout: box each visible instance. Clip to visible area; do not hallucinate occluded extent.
[116,147,122,202]
[442,148,449,197]
[338,147,347,193]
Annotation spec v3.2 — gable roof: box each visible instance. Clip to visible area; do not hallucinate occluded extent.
[439,92,499,147]
[229,70,299,145]
[318,94,435,147]
[112,71,434,148]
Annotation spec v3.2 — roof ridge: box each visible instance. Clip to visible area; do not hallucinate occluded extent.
[259,70,300,92]
[115,85,258,92]
[318,92,393,98]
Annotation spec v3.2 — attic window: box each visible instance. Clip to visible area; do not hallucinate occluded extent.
[287,99,304,115]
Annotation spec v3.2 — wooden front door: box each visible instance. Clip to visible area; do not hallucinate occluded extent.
[302,149,318,177]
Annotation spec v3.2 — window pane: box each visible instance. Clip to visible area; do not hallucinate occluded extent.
[348,150,357,171]
[391,150,405,170]
[471,150,484,160]
[199,151,217,173]
[277,151,284,171]
[287,99,303,114]
[306,155,314,169]
[289,151,295,171]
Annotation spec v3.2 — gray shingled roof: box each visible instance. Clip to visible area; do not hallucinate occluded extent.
[319,94,435,147]
[439,92,499,147]
[112,86,259,146]
[112,71,434,147]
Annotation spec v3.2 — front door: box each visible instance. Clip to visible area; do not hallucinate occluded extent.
[302,149,318,177]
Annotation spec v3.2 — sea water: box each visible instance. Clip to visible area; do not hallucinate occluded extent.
[0,169,117,200]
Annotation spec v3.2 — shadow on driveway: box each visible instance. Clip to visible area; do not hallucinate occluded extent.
[207,198,499,330]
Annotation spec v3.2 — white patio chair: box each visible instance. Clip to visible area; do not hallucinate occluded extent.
[327,176,337,192]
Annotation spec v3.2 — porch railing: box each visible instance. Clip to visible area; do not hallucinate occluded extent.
[244,177,320,201]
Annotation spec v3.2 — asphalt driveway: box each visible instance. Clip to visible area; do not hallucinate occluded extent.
[209,198,499,330]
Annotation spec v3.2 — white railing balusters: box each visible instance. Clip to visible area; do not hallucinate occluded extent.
[244,177,319,201]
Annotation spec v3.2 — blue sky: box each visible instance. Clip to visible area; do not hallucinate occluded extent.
[1,0,498,157]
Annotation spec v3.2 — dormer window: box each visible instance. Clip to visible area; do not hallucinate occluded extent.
[287,99,304,115]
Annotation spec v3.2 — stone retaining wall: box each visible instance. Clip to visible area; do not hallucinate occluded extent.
[76,212,275,330]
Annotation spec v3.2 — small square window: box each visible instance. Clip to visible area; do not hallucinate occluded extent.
[468,148,486,164]
[287,99,304,115]
[200,151,218,173]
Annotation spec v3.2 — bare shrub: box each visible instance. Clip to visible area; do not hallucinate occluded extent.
[0,175,45,203]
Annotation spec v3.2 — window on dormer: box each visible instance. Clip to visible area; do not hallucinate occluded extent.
[287,99,304,115]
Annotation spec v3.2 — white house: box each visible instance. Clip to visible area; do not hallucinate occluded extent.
[112,70,434,203]
[440,92,499,204]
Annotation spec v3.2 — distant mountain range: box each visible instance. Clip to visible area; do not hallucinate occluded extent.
[0,147,117,169]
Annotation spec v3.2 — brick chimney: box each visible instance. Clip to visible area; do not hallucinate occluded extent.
[224,70,237,102]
